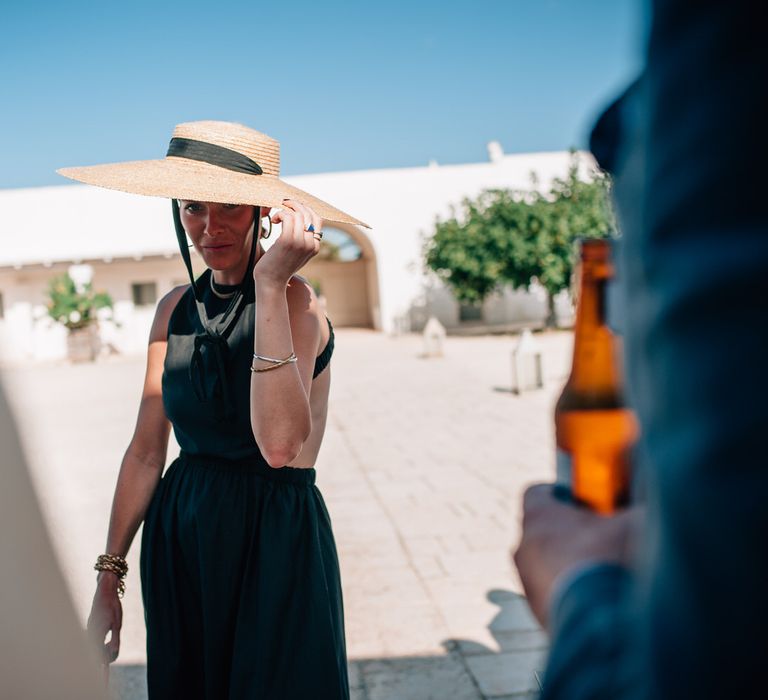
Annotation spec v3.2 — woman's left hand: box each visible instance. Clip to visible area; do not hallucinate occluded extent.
[253,200,323,287]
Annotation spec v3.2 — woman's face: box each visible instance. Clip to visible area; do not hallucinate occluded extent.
[178,201,258,273]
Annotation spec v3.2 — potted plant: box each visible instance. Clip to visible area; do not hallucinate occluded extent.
[46,271,115,362]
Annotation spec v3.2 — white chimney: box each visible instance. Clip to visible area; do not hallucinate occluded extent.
[487,140,504,163]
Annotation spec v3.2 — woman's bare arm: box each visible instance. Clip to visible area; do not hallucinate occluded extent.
[249,199,323,468]
[98,285,187,573]
[89,285,187,662]
[250,276,321,467]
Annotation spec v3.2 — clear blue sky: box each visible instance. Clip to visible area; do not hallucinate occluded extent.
[1,0,644,189]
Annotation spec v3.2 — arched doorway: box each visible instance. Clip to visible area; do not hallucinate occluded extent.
[301,224,380,329]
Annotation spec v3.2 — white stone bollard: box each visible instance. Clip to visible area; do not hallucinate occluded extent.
[422,316,446,357]
[511,328,544,394]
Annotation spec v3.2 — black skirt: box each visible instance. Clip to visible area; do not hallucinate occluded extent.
[140,451,349,699]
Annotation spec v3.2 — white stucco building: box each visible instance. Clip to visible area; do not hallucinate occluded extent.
[0,145,589,363]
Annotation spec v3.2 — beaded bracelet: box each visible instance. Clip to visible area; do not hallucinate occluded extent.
[95,553,128,598]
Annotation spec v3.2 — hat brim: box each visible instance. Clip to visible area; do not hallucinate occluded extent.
[57,157,370,228]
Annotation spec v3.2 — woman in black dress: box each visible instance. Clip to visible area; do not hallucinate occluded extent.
[59,120,368,699]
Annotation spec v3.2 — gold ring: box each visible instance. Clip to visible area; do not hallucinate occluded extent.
[313,232,323,241]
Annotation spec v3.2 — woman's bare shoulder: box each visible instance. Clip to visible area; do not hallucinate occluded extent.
[286,275,326,347]
[149,284,191,343]
[287,275,319,312]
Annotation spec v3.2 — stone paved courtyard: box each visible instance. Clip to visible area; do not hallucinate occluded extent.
[3,328,573,699]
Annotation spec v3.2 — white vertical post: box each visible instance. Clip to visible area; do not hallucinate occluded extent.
[422,316,446,357]
[511,328,544,394]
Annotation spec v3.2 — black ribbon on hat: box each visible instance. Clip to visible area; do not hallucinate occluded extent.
[167,137,264,176]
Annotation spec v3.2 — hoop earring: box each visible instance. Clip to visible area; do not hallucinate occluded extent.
[261,213,273,240]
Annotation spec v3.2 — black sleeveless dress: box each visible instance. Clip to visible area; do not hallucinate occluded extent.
[139,270,348,699]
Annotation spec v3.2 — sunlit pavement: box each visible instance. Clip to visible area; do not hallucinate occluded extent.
[4,328,573,699]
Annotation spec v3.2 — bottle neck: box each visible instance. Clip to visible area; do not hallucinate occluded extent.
[567,262,623,397]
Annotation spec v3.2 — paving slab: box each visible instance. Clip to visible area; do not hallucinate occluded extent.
[464,650,547,697]
[358,654,482,700]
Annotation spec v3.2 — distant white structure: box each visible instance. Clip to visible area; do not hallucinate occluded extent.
[487,141,505,164]
[511,328,544,394]
[422,316,447,358]
[0,146,586,363]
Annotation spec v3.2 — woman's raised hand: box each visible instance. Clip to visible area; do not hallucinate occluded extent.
[253,199,323,287]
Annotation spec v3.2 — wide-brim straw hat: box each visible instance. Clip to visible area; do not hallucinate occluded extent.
[58,120,369,228]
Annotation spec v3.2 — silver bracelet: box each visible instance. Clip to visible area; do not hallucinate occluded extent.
[250,352,298,372]
[253,351,296,364]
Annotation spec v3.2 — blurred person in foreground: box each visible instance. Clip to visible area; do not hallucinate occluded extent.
[0,379,104,699]
[515,0,768,697]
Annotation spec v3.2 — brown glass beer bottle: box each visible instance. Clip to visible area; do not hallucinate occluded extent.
[555,238,638,515]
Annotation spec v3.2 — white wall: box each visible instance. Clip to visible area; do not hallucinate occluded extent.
[0,257,189,363]
[403,279,574,332]
[0,266,69,362]
[93,258,189,355]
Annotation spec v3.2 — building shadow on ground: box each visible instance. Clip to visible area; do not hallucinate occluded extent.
[109,590,547,700]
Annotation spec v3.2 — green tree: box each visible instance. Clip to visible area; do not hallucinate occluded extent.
[534,160,616,325]
[424,195,516,305]
[424,156,615,327]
